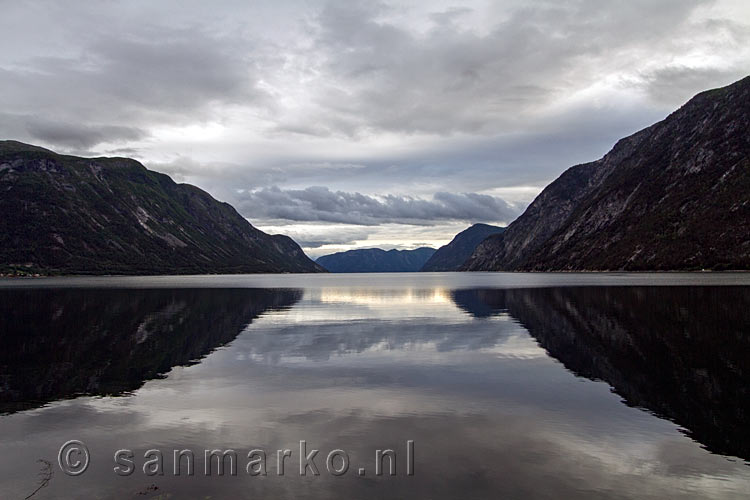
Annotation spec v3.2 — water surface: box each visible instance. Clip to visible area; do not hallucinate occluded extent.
[1,273,749,499]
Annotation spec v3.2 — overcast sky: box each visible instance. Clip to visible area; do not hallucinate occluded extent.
[1,0,748,257]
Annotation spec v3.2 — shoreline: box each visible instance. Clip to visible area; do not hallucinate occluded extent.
[2,269,749,278]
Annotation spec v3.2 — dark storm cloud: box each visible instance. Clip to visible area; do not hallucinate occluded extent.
[235,186,519,225]
[25,118,148,150]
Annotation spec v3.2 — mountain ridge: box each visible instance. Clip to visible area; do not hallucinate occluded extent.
[0,141,325,275]
[317,247,436,273]
[421,223,505,271]
[463,76,750,271]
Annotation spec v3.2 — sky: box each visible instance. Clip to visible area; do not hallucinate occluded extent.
[1,0,748,258]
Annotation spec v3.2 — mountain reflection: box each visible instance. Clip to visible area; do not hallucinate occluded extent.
[451,287,750,461]
[0,288,301,414]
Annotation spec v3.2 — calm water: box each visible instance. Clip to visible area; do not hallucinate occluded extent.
[1,273,749,499]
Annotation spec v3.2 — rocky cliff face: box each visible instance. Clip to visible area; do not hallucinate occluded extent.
[317,247,435,272]
[464,76,750,271]
[421,223,505,271]
[0,141,325,274]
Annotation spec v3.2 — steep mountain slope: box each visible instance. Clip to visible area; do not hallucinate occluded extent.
[464,76,750,271]
[421,223,505,271]
[0,141,325,275]
[316,247,435,272]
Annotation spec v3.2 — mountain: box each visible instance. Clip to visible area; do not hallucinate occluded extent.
[0,141,325,275]
[316,247,436,272]
[463,76,750,271]
[420,223,505,271]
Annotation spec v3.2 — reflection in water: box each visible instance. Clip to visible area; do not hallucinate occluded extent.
[1,278,750,499]
[0,288,301,414]
[244,287,515,363]
[452,287,750,460]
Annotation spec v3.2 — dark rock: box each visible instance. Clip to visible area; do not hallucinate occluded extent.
[421,223,505,271]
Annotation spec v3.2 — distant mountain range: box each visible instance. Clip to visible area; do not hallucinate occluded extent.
[317,247,435,272]
[421,223,505,271]
[0,141,324,275]
[463,76,750,271]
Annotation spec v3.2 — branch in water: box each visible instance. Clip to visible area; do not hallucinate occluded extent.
[24,459,53,500]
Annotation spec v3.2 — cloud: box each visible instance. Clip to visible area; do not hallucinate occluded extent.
[274,226,372,249]
[0,21,270,149]
[640,65,750,106]
[25,118,148,150]
[2,1,747,151]
[266,0,735,137]
[254,221,477,258]
[236,186,519,226]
